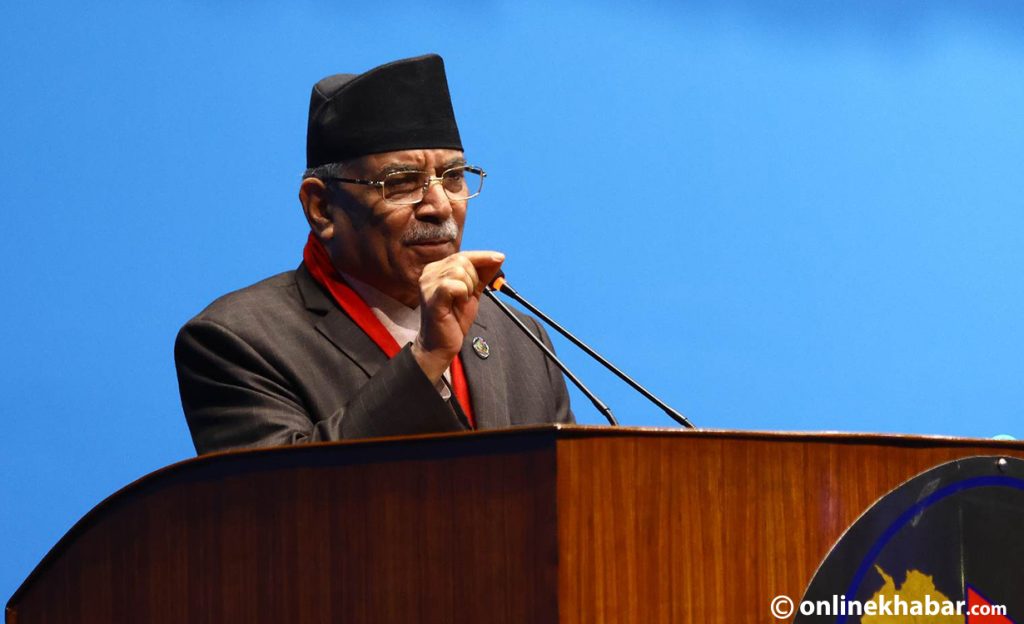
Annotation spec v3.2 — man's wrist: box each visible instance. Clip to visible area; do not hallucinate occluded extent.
[410,340,454,383]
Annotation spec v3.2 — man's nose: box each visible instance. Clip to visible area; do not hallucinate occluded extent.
[415,178,453,220]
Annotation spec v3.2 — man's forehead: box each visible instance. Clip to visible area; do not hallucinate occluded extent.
[354,149,466,173]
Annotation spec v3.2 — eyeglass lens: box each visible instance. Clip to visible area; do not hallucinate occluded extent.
[382,167,483,203]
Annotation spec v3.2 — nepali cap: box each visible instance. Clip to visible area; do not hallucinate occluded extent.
[306,54,463,168]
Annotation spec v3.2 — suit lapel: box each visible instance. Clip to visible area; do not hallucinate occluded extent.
[460,304,511,430]
[296,264,388,378]
[315,311,389,378]
[298,263,510,422]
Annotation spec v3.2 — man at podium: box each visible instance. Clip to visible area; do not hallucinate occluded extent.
[174,54,573,454]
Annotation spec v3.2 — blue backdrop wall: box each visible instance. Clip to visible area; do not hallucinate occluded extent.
[3,0,1024,599]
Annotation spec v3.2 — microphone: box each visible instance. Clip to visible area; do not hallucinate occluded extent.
[489,271,695,429]
[482,288,618,426]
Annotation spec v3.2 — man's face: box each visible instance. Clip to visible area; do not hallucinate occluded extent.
[322,148,468,306]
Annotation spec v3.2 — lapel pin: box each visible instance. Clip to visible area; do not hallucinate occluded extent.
[472,336,490,359]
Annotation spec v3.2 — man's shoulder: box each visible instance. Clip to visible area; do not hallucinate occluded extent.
[183,268,311,333]
[477,295,541,332]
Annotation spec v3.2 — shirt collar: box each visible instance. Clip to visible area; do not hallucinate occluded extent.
[339,272,421,333]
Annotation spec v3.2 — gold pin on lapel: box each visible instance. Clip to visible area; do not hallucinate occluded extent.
[472,336,490,359]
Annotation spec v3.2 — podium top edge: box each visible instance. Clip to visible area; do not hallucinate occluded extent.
[189,424,1024,465]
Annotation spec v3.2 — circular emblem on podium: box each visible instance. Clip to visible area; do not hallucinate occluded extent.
[796,455,1024,623]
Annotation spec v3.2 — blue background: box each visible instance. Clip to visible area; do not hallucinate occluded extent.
[3,0,1024,601]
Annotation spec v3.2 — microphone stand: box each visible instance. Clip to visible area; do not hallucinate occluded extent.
[491,278,695,429]
[483,288,618,426]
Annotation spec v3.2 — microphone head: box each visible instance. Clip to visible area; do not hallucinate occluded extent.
[490,269,507,292]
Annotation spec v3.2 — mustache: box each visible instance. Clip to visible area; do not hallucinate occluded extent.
[402,218,459,244]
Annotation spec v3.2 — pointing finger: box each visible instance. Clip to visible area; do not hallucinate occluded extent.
[457,250,505,292]
[459,250,505,268]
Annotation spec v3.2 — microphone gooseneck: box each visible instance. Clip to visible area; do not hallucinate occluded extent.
[482,288,618,426]
[489,272,695,429]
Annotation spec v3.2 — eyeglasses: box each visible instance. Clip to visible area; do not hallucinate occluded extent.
[326,165,486,205]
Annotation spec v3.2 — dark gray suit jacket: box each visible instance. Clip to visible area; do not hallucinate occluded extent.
[175,264,573,454]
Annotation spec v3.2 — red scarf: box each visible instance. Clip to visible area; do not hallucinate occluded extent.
[303,233,475,428]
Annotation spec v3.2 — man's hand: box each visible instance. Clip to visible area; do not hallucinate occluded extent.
[411,251,505,382]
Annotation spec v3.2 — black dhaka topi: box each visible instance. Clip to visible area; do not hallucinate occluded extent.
[306,54,463,168]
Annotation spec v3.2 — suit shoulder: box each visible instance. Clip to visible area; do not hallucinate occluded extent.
[477,296,544,333]
[181,270,307,334]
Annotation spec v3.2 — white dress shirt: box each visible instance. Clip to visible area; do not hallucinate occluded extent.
[341,272,453,400]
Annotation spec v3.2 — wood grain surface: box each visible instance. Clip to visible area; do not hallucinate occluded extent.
[555,429,1024,623]
[7,433,561,624]
[8,426,1024,623]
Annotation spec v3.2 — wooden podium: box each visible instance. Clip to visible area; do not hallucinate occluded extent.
[8,425,1024,623]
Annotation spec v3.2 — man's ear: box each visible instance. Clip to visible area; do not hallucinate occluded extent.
[299,178,334,240]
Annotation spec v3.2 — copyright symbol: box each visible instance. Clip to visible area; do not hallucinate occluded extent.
[771,595,794,619]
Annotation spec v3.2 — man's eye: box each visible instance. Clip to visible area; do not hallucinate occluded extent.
[385,172,423,192]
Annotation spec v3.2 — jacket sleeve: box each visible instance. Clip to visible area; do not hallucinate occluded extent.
[174,318,465,455]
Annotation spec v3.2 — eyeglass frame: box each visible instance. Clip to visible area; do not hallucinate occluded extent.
[322,164,487,205]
